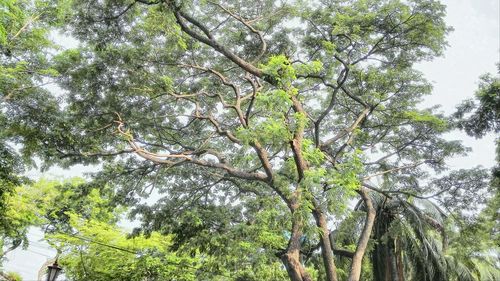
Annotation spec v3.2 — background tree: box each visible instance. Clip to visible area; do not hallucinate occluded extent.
[42,181,198,281]
[444,190,500,281]
[454,65,500,138]
[48,214,198,281]
[0,0,67,263]
[445,66,500,281]
[454,65,499,186]
[0,177,198,281]
[1,179,106,263]
[0,181,40,262]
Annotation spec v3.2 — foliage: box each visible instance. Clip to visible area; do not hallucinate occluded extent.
[0,182,41,261]
[47,213,198,281]
[454,66,500,138]
[444,190,500,281]
[0,0,64,263]
[454,65,500,192]
[0,144,26,257]
[1,271,22,281]
[1,178,198,280]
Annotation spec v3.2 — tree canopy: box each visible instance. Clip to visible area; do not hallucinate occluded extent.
[0,0,498,280]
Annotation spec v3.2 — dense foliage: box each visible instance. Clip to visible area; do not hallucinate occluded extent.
[454,66,500,138]
[0,0,498,280]
[43,180,198,281]
[0,0,64,264]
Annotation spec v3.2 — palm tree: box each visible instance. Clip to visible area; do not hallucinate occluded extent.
[366,194,447,281]
[366,192,499,281]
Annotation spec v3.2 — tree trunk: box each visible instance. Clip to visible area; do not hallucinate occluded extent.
[389,241,399,281]
[281,209,312,281]
[281,250,312,281]
[347,188,376,281]
[396,238,405,281]
[372,201,405,281]
[313,208,338,281]
[372,216,386,281]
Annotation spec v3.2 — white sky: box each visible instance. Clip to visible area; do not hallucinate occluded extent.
[416,0,499,169]
[3,0,499,280]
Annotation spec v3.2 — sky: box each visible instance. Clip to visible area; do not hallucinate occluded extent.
[3,0,499,280]
[416,0,499,169]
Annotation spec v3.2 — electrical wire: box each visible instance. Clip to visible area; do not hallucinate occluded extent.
[9,233,231,278]
[24,249,53,258]
[18,233,230,277]
[53,232,231,278]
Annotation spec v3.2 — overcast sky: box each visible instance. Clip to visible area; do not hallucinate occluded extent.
[416,0,499,169]
[4,0,499,280]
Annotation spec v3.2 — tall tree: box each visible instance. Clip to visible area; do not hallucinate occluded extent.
[445,66,500,281]
[0,2,75,270]
[42,181,199,281]
[454,65,500,182]
[48,215,199,281]
[3,0,495,280]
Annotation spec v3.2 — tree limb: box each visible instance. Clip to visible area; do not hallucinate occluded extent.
[171,7,263,78]
[347,188,376,281]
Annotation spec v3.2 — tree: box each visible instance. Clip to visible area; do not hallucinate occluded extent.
[0,0,67,261]
[0,145,26,260]
[0,179,91,262]
[0,179,68,279]
[0,0,63,169]
[43,184,199,281]
[454,65,500,183]
[352,68,500,281]
[0,182,39,263]
[327,166,498,281]
[445,66,500,281]
[0,176,197,280]
[363,189,498,281]
[0,0,43,257]
[454,65,500,138]
[47,214,198,281]
[3,0,495,280]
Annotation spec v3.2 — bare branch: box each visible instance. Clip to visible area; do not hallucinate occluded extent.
[362,160,427,181]
[322,106,370,149]
[209,1,267,62]
[171,7,263,78]
[244,72,261,125]
[115,118,268,182]
[178,63,248,126]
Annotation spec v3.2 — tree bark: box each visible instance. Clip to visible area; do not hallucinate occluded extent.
[313,206,338,281]
[372,201,402,281]
[281,217,312,281]
[282,250,312,281]
[389,242,400,281]
[396,238,405,281]
[347,188,376,281]
[172,9,263,78]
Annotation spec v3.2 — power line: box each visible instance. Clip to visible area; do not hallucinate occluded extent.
[1,264,36,278]
[23,234,135,255]
[24,249,53,258]
[12,233,231,278]
[53,232,231,278]
[27,241,53,250]
[68,234,138,254]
